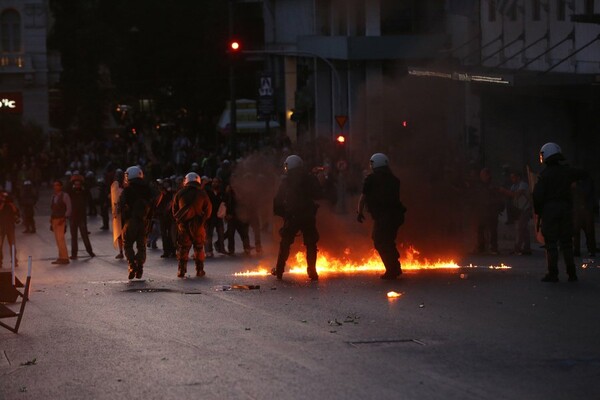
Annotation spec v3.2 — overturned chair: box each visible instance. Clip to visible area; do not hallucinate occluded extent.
[0,253,32,334]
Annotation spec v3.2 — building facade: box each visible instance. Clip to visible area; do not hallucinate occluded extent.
[262,0,448,165]
[0,0,60,133]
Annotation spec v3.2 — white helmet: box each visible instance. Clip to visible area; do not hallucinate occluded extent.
[125,166,143,184]
[539,142,561,164]
[370,153,389,169]
[183,172,201,186]
[284,155,303,172]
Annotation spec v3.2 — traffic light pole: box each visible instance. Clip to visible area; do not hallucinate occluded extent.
[228,0,237,159]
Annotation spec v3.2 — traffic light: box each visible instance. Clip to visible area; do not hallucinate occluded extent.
[335,134,346,144]
[228,40,241,53]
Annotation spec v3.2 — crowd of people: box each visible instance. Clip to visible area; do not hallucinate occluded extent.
[0,128,597,283]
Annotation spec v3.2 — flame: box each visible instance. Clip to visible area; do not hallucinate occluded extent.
[233,246,496,277]
[387,291,402,298]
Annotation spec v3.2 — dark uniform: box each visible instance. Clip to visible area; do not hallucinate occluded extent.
[119,179,154,279]
[360,166,406,278]
[155,182,176,258]
[172,181,212,277]
[69,181,95,259]
[272,169,321,280]
[533,154,586,282]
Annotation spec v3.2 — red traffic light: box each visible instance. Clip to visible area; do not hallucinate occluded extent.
[336,135,346,144]
[230,41,241,51]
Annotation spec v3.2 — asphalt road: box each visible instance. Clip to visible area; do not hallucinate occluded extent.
[1,197,600,400]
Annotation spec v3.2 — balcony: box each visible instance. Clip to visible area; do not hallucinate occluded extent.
[297,34,448,61]
[0,54,34,73]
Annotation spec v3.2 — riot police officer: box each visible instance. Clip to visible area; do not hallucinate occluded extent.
[357,153,406,280]
[172,172,212,278]
[119,166,154,279]
[533,143,586,282]
[272,155,321,281]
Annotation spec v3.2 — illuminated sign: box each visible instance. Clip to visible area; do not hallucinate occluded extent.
[0,92,23,114]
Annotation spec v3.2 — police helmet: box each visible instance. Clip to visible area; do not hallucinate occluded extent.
[125,166,143,184]
[370,153,389,169]
[183,172,201,186]
[539,142,561,164]
[284,155,303,172]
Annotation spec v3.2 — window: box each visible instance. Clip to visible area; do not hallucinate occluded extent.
[533,0,541,20]
[508,2,518,21]
[0,9,21,53]
[557,0,566,21]
[489,0,497,21]
[585,0,595,14]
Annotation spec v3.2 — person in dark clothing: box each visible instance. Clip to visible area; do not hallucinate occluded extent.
[205,177,226,257]
[224,184,251,256]
[572,176,597,257]
[172,172,212,278]
[357,153,406,280]
[155,179,176,258]
[119,166,154,279]
[272,155,321,281]
[473,168,504,254]
[68,177,95,259]
[97,177,110,230]
[533,142,587,282]
[0,192,20,268]
[19,180,38,233]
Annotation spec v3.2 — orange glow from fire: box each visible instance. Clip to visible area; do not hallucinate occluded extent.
[234,246,511,277]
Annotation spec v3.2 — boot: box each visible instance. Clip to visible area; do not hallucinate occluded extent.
[306,246,318,281]
[128,263,136,280]
[135,266,143,279]
[566,264,578,282]
[307,267,319,281]
[177,260,187,278]
[195,261,206,278]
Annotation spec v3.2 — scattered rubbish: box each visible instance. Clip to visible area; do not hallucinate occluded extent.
[20,358,36,366]
[301,320,307,323]
[161,357,168,361]
[459,273,468,279]
[343,315,360,324]
[245,327,251,331]
[232,285,260,290]
[122,288,175,293]
[329,330,337,333]
[19,386,27,393]
[419,303,425,308]
[117,379,122,382]
[270,287,277,290]
[214,285,260,291]
[387,291,402,298]
[328,319,343,326]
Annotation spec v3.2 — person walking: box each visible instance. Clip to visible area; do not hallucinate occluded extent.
[172,172,212,278]
[0,192,20,268]
[19,180,37,234]
[155,179,176,258]
[500,171,532,255]
[205,177,226,257]
[572,176,597,257]
[119,166,154,279]
[357,153,407,280]
[50,180,71,265]
[533,142,586,282]
[271,155,321,281]
[68,177,95,259]
[111,169,125,259]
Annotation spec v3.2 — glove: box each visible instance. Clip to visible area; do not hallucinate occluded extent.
[357,212,365,223]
